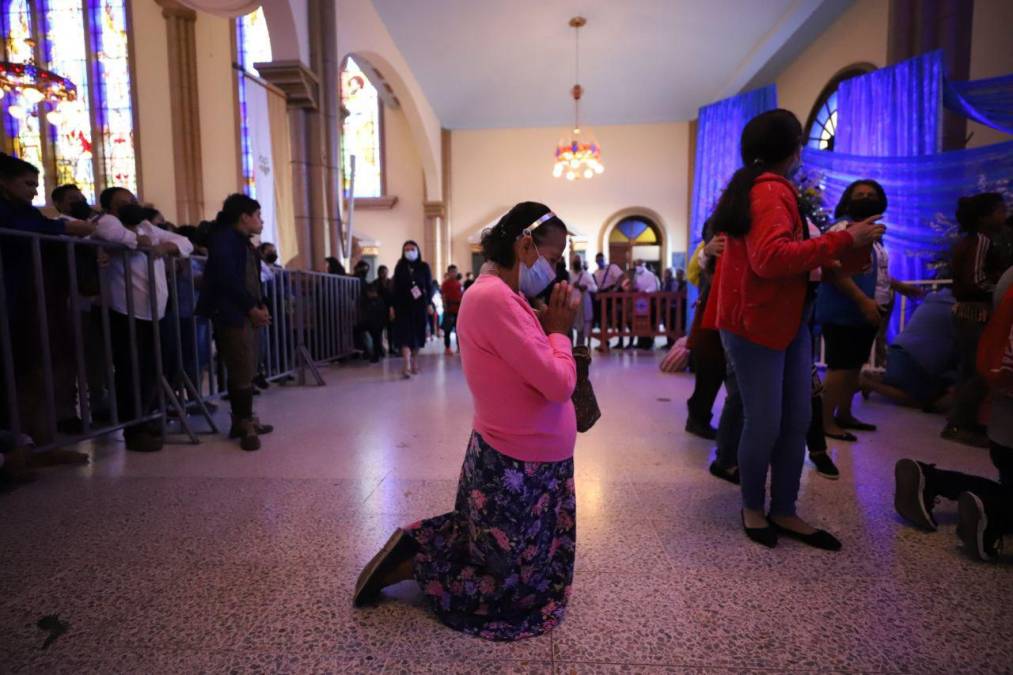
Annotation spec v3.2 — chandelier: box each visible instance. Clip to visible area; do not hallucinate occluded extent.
[553,16,603,181]
[0,40,78,125]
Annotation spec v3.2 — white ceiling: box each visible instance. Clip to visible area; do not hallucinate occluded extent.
[370,0,852,129]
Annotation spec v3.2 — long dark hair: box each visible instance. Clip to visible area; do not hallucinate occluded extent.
[711,109,802,238]
[215,193,260,228]
[480,201,568,267]
[834,179,888,219]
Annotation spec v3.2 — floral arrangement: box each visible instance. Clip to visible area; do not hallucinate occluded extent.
[792,169,832,231]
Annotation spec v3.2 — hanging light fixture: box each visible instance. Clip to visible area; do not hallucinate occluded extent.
[0,37,78,129]
[553,16,603,181]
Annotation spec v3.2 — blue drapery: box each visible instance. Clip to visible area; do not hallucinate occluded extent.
[944,73,1013,136]
[836,50,943,157]
[803,140,1013,290]
[687,85,777,314]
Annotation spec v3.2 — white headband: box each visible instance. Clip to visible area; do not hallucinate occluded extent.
[530,212,556,228]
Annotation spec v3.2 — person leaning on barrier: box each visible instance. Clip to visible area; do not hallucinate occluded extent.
[94,186,194,452]
[196,194,274,452]
[0,154,96,447]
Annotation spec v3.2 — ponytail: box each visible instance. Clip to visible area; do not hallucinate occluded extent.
[711,109,802,238]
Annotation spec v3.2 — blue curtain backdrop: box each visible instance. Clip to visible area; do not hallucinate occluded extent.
[945,73,1013,136]
[687,84,777,315]
[836,50,943,157]
[803,141,1013,287]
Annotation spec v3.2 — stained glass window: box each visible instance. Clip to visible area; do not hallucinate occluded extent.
[807,90,838,151]
[2,0,46,205]
[236,7,273,198]
[43,0,96,202]
[0,0,136,205]
[91,0,137,195]
[341,56,383,199]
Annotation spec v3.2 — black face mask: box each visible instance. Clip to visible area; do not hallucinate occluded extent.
[68,200,94,220]
[847,198,884,222]
[264,253,279,264]
[117,203,148,227]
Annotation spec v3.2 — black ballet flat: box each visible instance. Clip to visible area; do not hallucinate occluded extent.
[825,431,858,442]
[709,460,740,485]
[741,511,777,548]
[769,520,842,551]
[835,417,877,432]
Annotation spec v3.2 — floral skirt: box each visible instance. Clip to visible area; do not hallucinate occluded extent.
[405,431,576,641]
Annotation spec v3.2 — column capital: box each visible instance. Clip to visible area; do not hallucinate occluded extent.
[424,201,446,219]
[254,60,321,110]
[155,0,197,20]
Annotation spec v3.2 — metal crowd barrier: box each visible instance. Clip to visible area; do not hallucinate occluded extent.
[0,227,360,452]
[591,291,687,351]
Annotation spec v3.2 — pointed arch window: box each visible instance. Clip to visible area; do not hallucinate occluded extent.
[340,56,384,200]
[0,0,137,206]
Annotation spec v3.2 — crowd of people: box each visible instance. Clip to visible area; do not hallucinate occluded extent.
[0,151,287,482]
[353,108,1009,646]
[2,101,1010,648]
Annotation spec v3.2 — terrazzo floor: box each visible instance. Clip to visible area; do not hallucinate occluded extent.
[1,344,1011,674]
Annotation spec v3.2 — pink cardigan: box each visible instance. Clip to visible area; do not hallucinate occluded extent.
[457,275,577,462]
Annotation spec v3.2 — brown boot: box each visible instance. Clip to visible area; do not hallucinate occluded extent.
[229,417,261,452]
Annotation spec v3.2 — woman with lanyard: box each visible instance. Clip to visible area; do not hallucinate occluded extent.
[391,240,433,379]
[353,202,579,640]
[816,180,923,442]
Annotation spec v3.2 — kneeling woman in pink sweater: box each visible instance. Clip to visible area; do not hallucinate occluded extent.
[353,202,578,641]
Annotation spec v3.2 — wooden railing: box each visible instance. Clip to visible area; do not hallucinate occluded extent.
[590,291,686,352]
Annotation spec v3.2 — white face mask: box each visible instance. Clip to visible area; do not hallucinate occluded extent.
[519,243,556,297]
[404,249,419,262]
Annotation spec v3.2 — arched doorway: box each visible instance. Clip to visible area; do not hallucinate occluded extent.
[608,216,664,272]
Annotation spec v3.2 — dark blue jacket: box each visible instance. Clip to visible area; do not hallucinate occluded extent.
[196,225,261,326]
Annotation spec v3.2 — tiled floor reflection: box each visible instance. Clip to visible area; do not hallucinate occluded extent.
[2,346,1011,673]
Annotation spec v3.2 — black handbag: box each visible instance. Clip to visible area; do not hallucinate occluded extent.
[571,345,601,433]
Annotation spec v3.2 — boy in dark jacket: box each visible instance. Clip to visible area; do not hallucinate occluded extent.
[196,194,273,451]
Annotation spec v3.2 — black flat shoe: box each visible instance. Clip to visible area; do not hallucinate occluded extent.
[353,529,418,607]
[769,520,842,551]
[709,460,740,485]
[741,511,777,548]
[686,417,718,440]
[825,431,858,442]
[835,417,877,432]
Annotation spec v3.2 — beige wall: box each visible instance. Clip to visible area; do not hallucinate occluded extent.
[449,123,691,271]
[131,0,177,219]
[194,12,241,218]
[353,105,426,271]
[775,0,889,126]
[967,0,1013,148]
[131,2,239,223]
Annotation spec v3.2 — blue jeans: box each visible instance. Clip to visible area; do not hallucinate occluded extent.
[720,324,812,517]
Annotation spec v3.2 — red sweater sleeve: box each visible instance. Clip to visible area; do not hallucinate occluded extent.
[746,182,853,279]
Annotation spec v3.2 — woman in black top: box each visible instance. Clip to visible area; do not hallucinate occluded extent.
[392,240,433,378]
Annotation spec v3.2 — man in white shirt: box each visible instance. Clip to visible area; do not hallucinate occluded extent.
[93,187,193,452]
[592,252,627,350]
[633,260,661,293]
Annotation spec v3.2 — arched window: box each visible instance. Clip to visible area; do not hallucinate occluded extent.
[235,7,272,198]
[0,0,137,206]
[608,217,663,271]
[340,56,383,199]
[805,65,875,151]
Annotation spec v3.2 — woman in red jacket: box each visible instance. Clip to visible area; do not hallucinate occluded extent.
[708,110,884,550]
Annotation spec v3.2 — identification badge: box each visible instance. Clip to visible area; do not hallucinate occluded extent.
[411,286,423,300]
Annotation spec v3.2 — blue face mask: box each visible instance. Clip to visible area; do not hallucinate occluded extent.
[519,244,556,297]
